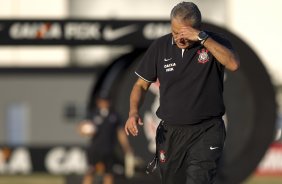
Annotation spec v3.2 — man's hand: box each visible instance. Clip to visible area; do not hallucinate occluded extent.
[174,26,200,42]
[124,113,143,136]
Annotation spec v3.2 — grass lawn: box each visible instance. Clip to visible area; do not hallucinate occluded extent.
[0,174,281,184]
[244,175,282,184]
[0,174,64,184]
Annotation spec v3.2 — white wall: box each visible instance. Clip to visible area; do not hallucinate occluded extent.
[69,0,226,25]
[226,0,282,85]
[0,0,69,67]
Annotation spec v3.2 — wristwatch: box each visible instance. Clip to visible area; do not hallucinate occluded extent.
[197,31,209,45]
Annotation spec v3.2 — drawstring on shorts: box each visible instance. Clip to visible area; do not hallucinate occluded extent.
[146,120,166,174]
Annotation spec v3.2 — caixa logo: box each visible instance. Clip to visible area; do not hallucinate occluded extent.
[9,22,102,40]
[9,22,62,39]
[0,147,32,174]
[0,146,87,175]
[45,147,87,174]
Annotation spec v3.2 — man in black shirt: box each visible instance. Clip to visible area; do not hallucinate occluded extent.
[124,2,240,184]
[79,97,133,184]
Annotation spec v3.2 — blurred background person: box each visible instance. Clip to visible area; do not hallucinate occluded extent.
[78,96,133,184]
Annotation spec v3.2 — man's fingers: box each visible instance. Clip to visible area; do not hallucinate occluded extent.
[138,118,143,125]
[131,121,138,136]
[125,119,139,136]
[125,126,129,136]
[125,124,136,136]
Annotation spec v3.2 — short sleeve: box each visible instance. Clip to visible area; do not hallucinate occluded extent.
[135,40,158,82]
[209,32,234,70]
[210,32,234,50]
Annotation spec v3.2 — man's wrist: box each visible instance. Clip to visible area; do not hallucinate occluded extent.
[201,37,209,45]
[197,31,209,45]
[129,111,138,117]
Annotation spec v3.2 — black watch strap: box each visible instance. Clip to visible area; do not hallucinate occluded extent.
[198,31,209,45]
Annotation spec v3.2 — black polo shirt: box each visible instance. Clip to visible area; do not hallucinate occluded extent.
[135,32,232,125]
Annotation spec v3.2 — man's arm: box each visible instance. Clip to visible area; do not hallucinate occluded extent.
[203,37,240,71]
[176,26,240,71]
[124,78,151,136]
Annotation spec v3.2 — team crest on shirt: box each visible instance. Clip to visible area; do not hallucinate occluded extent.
[197,48,209,64]
[159,150,167,163]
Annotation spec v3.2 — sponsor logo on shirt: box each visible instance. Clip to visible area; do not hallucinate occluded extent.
[164,62,176,72]
[210,146,219,150]
[164,58,172,62]
[197,48,209,64]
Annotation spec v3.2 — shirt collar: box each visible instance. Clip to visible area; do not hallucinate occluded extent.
[171,35,175,45]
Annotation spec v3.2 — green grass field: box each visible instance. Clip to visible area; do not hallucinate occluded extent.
[243,175,282,184]
[0,174,64,184]
[0,174,281,184]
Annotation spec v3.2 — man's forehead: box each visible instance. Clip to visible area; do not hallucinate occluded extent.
[171,17,194,27]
